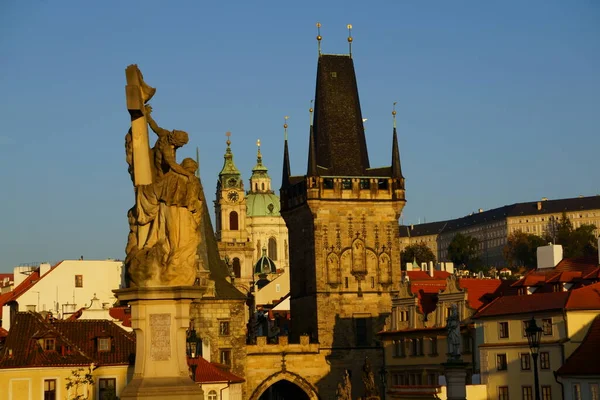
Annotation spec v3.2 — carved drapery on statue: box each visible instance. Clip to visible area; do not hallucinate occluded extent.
[446,303,462,361]
[124,65,203,287]
[335,370,352,400]
[362,357,380,399]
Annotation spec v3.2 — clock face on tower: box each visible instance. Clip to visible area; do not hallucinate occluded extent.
[227,191,239,202]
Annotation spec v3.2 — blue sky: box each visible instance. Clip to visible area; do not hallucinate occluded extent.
[0,1,598,271]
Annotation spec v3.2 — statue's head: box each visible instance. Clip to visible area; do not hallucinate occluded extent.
[181,158,198,174]
[169,130,189,148]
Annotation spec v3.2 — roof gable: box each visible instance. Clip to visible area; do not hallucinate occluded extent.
[557,315,600,376]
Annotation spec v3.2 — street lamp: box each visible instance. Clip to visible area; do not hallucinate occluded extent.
[186,320,202,379]
[378,367,387,400]
[525,317,543,400]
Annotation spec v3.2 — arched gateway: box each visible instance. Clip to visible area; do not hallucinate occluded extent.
[250,371,319,400]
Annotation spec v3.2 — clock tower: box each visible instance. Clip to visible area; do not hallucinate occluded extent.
[215,132,254,292]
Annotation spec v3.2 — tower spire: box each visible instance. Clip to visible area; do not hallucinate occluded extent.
[347,24,353,57]
[391,102,403,180]
[282,116,291,189]
[307,102,317,176]
[316,22,322,56]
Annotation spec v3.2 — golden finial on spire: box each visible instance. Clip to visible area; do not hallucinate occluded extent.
[392,102,397,129]
[283,116,289,141]
[316,22,322,55]
[309,100,314,126]
[347,24,353,57]
[226,131,231,146]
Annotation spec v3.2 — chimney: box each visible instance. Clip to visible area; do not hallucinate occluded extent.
[537,244,563,269]
[537,201,542,211]
[406,262,412,272]
[39,263,52,276]
[428,261,435,277]
[478,208,483,213]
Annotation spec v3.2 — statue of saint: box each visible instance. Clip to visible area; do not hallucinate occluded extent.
[446,303,462,361]
[124,65,203,287]
[362,357,379,398]
[336,370,352,400]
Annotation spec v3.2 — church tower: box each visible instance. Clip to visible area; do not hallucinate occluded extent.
[215,133,254,291]
[280,34,406,391]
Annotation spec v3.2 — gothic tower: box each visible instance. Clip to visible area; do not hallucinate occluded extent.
[280,50,406,391]
[215,133,254,292]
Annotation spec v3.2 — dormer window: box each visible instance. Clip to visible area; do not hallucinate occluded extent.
[43,338,56,351]
[98,337,111,352]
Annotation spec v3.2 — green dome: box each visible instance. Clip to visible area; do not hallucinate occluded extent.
[254,249,277,275]
[246,192,281,217]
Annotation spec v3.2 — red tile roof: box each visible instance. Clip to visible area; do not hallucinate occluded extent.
[188,357,244,383]
[0,327,8,338]
[458,279,505,310]
[0,312,135,368]
[473,282,600,318]
[557,315,600,376]
[108,306,132,328]
[513,256,600,289]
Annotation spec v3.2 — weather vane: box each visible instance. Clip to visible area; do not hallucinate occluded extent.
[392,102,397,129]
[226,131,231,146]
[284,116,289,141]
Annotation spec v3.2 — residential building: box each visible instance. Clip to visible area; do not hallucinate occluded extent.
[399,195,600,267]
[0,260,124,330]
[0,312,135,400]
[189,356,245,400]
[556,315,600,400]
[473,281,600,400]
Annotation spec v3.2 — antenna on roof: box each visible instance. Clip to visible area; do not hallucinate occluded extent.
[316,22,322,56]
[392,102,397,129]
[283,116,289,141]
[347,24,353,57]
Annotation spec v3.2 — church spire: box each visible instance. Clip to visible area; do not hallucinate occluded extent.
[282,117,291,189]
[391,103,404,180]
[250,139,272,193]
[218,132,242,189]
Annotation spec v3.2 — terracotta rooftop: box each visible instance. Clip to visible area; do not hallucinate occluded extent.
[511,255,599,292]
[557,315,600,376]
[0,312,135,368]
[473,282,600,318]
[458,278,506,310]
[189,356,244,384]
[109,306,132,328]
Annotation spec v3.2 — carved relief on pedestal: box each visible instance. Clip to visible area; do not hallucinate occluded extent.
[150,313,171,361]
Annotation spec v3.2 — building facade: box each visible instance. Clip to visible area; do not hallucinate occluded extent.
[400,196,600,267]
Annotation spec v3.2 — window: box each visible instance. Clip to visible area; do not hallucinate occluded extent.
[98,337,111,352]
[542,318,553,336]
[499,322,509,338]
[44,338,56,351]
[75,275,83,288]
[99,378,116,400]
[355,318,368,346]
[232,258,241,278]
[540,352,550,369]
[572,384,581,400]
[219,349,231,367]
[498,386,509,400]
[430,337,438,355]
[44,379,56,400]
[520,353,531,370]
[541,385,552,400]
[207,390,218,400]
[219,321,230,336]
[229,211,239,230]
[344,277,349,289]
[400,310,409,322]
[591,384,599,400]
[268,237,277,260]
[522,320,529,337]
[522,386,532,400]
[497,354,507,371]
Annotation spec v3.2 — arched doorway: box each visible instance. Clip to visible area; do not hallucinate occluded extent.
[258,380,309,400]
[250,371,319,400]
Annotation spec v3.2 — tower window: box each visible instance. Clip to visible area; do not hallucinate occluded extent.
[229,211,239,230]
[268,237,277,260]
[232,258,241,278]
[261,182,265,190]
[355,318,369,346]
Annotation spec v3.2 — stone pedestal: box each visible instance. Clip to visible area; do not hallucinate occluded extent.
[442,361,468,400]
[114,286,205,400]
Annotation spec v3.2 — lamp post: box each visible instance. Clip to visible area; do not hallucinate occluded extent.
[186,320,202,380]
[378,367,387,400]
[525,317,543,400]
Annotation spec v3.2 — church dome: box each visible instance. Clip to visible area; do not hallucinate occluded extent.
[246,193,281,217]
[254,248,277,275]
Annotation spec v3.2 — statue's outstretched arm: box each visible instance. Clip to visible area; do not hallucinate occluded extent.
[146,111,170,139]
[163,149,193,178]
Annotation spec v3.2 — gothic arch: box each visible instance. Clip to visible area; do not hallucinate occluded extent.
[249,370,320,400]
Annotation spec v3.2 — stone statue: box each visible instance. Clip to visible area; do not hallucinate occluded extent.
[446,303,462,361]
[336,370,352,400]
[124,65,203,287]
[362,357,379,398]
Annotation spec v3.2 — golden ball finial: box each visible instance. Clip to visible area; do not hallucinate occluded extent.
[316,22,321,28]
[317,35,322,41]
[348,37,353,43]
[347,24,352,30]
[392,110,397,116]
[309,107,313,113]
[284,123,288,129]
[256,139,261,147]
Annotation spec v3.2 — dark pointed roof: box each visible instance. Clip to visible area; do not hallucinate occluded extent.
[281,137,291,189]
[312,54,370,176]
[307,124,317,176]
[391,126,403,179]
